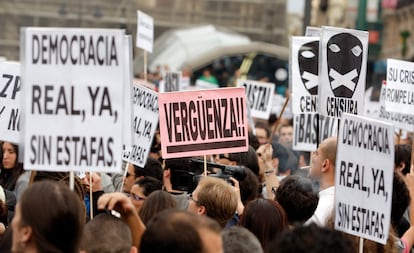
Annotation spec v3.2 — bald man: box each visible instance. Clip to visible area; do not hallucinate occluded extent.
[306,136,337,226]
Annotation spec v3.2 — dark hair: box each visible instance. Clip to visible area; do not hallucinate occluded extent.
[228,146,260,175]
[139,190,177,225]
[239,198,288,251]
[135,176,163,197]
[20,180,84,253]
[248,131,260,150]
[255,122,271,139]
[392,172,410,227]
[80,213,131,253]
[133,157,163,181]
[239,168,259,205]
[140,209,203,253]
[271,142,289,172]
[394,144,411,175]
[267,224,353,253]
[222,226,263,253]
[275,175,319,225]
[0,142,24,191]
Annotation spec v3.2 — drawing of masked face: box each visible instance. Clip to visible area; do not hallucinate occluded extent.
[327,33,363,98]
[298,40,319,95]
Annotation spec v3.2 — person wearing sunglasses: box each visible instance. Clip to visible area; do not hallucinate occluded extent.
[128,176,162,212]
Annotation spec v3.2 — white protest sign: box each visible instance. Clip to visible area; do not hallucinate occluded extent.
[305,26,321,37]
[237,79,274,120]
[122,35,134,161]
[384,59,414,114]
[293,114,338,151]
[377,81,414,131]
[335,113,394,245]
[136,10,154,53]
[318,26,368,119]
[160,71,182,92]
[0,62,21,143]
[159,87,248,159]
[21,27,125,173]
[291,36,319,115]
[127,83,158,167]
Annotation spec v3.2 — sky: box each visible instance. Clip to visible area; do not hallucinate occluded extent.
[287,0,305,15]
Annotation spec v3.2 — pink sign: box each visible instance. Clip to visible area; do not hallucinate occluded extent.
[159,87,249,158]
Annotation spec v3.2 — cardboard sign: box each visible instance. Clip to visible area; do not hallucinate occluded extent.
[293,114,338,151]
[237,79,274,119]
[318,26,368,119]
[384,59,414,115]
[21,27,125,173]
[0,62,21,143]
[159,87,248,158]
[291,36,319,115]
[136,10,154,53]
[378,81,414,131]
[335,113,394,245]
[127,83,159,167]
[305,26,321,37]
[160,71,181,92]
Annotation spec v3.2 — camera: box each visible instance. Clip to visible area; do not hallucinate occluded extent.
[169,158,248,193]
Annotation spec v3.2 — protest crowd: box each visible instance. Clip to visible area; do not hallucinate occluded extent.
[1,11,414,253]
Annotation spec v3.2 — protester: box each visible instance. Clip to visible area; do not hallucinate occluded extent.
[275,175,319,226]
[222,226,263,253]
[188,176,237,228]
[139,190,177,226]
[255,122,271,146]
[0,142,23,192]
[11,180,84,253]
[140,209,222,253]
[129,176,163,212]
[394,144,411,175]
[122,158,163,193]
[239,198,288,251]
[306,136,337,226]
[266,223,353,253]
[80,213,135,253]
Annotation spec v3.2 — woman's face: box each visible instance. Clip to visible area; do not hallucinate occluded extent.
[2,142,17,169]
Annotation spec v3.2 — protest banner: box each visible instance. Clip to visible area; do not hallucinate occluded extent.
[21,27,125,173]
[237,79,274,120]
[291,36,319,115]
[127,83,158,167]
[159,87,248,158]
[0,61,21,143]
[335,113,394,245]
[136,10,153,53]
[384,59,414,115]
[159,71,181,92]
[318,26,368,119]
[293,114,338,151]
[122,35,133,160]
[377,81,414,131]
[305,26,321,37]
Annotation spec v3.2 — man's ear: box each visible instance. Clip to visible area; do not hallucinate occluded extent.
[197,205,206,216]
[321,159,330,172]
[397,162,406,173]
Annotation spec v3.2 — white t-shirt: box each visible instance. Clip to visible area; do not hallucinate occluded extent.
[305,186,335,226]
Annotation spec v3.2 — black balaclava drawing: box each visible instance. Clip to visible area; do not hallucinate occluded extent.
[298,40,319,95]
[326,33,363,98]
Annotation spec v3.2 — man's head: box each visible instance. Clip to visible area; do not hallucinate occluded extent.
[123,158,163,193]
[222,226,263,253]
[140,209,223,253]
[80,213,135,253]
[255,122,270,145]
[188,176,237,228]
[309,137,337,189]
[278,124,293,148]
[275,175,319,225]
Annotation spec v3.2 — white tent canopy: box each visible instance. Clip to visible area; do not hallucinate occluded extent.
[135,25,288,73]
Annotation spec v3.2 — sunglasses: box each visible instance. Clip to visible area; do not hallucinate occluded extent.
[126,193,146,201]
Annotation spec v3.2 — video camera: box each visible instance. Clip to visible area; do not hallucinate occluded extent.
[170,158,247,193]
